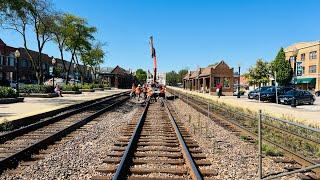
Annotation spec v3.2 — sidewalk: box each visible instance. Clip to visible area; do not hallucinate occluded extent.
[169,86,320,127]
[0,89,128,124]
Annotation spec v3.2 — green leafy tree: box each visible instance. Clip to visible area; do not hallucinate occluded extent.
[0,0,54,84]
[244,59,270,87]
[81,42,105,83]
[135,69,147,84]
[166,71,179,86]
[270,48,292,86]
[178,69,188,83]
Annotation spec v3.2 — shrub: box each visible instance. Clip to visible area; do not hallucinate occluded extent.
[80,84,93,89]
[0,86,17,98]
[262,144,283,156]
[62,84,80,91]
[20,85,53,93]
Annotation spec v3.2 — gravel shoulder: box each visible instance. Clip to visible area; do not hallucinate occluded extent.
[1,101,138,180]
[170,99,300,180]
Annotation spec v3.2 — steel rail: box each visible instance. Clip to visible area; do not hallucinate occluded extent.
[163,99,203,180]
[113,100,150,180]
[170,90,319,174]
[0,91,129,144]
[0,94,129,174]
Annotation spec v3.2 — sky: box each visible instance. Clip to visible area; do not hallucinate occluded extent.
[1,0,320,73]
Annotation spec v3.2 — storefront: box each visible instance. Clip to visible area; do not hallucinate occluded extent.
[296,77,316,91]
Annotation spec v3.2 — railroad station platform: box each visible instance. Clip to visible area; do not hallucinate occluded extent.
[0,89,129,125]
[168,86,320,127]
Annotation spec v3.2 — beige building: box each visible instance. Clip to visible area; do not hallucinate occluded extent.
[284,41,320,91]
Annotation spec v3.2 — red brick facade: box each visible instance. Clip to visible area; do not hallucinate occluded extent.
[183,61,234,95]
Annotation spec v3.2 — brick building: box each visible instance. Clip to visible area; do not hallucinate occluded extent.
[0,39,86,83]
[99,65,135,89]
[183,61,234,95]
[284,41,320,91]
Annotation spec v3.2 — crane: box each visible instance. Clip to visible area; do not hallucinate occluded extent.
[149,36,157,83]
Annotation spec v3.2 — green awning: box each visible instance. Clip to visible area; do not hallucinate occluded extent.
[296,77,316,84]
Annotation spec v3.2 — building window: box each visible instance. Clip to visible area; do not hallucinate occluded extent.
[213,77,220,87]
[302,66,305,75]
[309,51,317,59]
[309,65,317,73]
[301,53,305,61]
[0,55,3,65]
[223,78,230,88]
[289,56,295,62]
[8,54,15,67]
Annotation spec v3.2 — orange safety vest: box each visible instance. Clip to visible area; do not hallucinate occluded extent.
[135,87,141,94]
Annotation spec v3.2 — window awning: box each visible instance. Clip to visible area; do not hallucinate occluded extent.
[296,77,316,84]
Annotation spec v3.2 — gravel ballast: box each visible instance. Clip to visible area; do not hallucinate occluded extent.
[1,101,138,180]
[171,99,300,180]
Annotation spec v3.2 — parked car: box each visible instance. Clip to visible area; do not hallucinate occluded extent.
[247,86,271,99]
[68,79,80,85]
[44,78,65,86]
[258,86,293,102]
[279,90,315,105]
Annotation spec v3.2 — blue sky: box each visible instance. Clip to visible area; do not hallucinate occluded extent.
[1,0,320,73]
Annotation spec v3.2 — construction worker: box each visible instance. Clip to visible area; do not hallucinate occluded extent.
[159,85,166,99]
[143,84,148,100]
[135,84,142,101]
[130,83,136,99]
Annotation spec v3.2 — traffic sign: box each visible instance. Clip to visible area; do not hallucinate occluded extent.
[296,62,303,76]
[49,66,53,75]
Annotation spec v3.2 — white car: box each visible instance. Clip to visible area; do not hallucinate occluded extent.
[44,78,65,86]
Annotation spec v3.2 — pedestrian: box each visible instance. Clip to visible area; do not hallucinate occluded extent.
[54,84,63,97]
[135,84,142,101]
[216,83,222,98]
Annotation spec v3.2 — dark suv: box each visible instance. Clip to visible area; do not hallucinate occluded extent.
[279,90,315,105]
[247,86,271,99]
[257,86,293,102]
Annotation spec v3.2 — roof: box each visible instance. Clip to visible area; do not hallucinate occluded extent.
[199,67,212,77]
[284,41,320,52]
[100,67,114,73]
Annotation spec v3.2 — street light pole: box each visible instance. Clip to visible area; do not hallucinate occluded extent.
[291,48,298,108]
[14,50,20,97]
[237,65,241,98]
[52,58,56,91]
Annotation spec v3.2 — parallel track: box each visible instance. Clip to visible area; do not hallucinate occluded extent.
[94,99,217,180]
[168,89,320,177]
[0,92,129,174]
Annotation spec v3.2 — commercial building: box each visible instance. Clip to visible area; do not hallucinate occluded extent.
[0,39,87,83]
[183,60,234,95]
[284,41,320,91]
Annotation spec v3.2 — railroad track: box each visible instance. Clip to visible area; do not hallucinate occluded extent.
[93,99,217,180]
[168,89,320,178]
[0,92,130,174]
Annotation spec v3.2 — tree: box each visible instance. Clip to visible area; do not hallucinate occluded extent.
[81,42,105,83]
[178,69,188,83]
[166,71,179,86]
[135,69,147,84]
[270,48,292,86]
[64,17,96,84]
[244,59,270,87]
[0,0,54,84]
